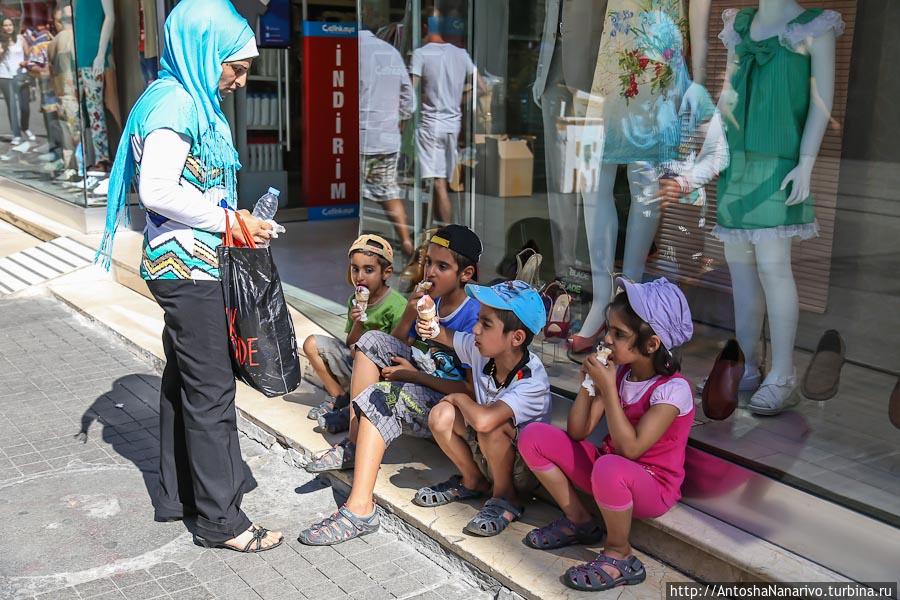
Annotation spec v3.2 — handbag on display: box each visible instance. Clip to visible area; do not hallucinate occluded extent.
[701,339,744,421]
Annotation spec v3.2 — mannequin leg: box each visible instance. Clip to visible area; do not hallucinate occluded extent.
[574,163,619,340]
[541,54,578,279]
[754,237,798,382]
[620,161,662,281]
[77,68,110,166]
[723,239,766,374]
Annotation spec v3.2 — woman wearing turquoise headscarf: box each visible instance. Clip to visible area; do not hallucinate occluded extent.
[97,0,280,552]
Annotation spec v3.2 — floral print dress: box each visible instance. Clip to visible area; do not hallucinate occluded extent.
[587,0,691,164]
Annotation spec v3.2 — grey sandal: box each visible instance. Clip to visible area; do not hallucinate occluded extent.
[305,439,355,473]
[564,553,646,591]
[464,498,523,537]
[413,475,485,507]
[297,505,379,546]
[307,393,350,420]
[524,517,604,550]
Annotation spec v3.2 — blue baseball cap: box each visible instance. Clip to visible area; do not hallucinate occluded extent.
[465,280,547,335]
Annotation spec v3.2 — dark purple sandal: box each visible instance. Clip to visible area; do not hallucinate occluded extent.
[524,517,604,550]
[564,553,646,591]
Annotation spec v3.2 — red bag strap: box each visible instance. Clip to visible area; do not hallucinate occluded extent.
[222,210,257,249]
[223,210,234,247]
[235,211,256,249]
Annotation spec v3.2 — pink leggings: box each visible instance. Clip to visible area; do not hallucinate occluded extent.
[518,422,670,518]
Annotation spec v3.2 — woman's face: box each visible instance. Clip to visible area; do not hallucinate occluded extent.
[219,59,251,96]
[2,20,14,35]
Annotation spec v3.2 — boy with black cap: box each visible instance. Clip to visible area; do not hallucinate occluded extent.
[298,225,484,546]
[413,280,551,537]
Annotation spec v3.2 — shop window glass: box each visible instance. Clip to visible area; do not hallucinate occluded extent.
[358,0,900,537]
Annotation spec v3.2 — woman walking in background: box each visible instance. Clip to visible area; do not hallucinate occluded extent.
[0,17,32,148]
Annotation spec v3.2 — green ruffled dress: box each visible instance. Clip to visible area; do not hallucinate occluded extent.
[714,7,843,243]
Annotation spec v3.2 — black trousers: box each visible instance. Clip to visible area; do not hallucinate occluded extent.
[148,279,252,543]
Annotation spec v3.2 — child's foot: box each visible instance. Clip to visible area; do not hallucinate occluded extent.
[563,551,646,591]
[524,516,604,550]
[464,498,524,537]
[297,505,379,546]
[413,474,488,507]
[307,392,350,420]
[305,438,355,473]
[317,405,351,434]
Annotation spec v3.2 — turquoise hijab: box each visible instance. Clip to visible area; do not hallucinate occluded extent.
[97,0,254,268]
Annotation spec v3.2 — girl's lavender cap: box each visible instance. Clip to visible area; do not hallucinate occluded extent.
[614,276,693,350]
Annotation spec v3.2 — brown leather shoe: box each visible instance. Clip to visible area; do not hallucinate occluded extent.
[702,339,744,420]
[801,329,845,401]
[890,378,900,430]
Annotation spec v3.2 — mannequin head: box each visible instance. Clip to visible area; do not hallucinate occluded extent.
[1,18,15,36]
[219,59,251,96]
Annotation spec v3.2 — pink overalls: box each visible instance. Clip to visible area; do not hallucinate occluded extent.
[519,367,694,518]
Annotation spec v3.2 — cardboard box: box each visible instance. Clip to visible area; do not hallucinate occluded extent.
[484,135,534,197]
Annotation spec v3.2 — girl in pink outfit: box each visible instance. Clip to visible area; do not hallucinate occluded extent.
[518,277,694,592]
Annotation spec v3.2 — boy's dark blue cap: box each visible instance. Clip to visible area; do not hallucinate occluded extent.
[431,225,482,265]
[465,280,546,335]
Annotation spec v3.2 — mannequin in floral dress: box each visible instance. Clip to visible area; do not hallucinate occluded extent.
[571,0,712,353]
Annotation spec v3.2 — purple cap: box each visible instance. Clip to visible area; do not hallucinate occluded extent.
[614,277,693,350]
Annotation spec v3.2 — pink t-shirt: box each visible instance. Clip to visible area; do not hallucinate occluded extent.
[620,375,694,417]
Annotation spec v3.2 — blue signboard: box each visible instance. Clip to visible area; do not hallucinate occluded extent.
[301,21,357,38]
[258,0,290,47]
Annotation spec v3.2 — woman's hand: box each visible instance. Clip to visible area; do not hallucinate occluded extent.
[583,353,616,398]
[232,209,273,245]
[381,357,419,383]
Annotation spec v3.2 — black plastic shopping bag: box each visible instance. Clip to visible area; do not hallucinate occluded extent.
[218,213,301,397]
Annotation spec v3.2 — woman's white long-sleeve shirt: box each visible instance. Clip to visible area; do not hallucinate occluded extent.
[136,128,230,280]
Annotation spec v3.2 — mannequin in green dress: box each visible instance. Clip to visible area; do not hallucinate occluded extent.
[714,0,842,415]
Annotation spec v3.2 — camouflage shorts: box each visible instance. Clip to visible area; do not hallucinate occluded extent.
[352,380,444,446]
[466,427,539,493]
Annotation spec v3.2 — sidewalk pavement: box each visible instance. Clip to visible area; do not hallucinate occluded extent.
[0,295,492,600]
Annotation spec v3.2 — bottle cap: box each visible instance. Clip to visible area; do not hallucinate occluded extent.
[268,187,280,197]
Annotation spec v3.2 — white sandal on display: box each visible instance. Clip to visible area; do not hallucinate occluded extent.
[748,375,799,416]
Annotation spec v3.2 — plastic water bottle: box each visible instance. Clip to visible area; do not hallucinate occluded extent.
[251,187,280,221]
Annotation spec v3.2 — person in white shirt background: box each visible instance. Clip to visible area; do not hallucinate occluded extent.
[410,15,479,225]
[359,11,416,257]
[0,18,33,149]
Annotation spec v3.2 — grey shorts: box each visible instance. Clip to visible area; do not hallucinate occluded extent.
[466,426,539,493]
[311,334,353,390]
[352,331,444,445]
[362,152,401,202]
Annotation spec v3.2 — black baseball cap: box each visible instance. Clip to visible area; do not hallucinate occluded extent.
[430,225,483,265]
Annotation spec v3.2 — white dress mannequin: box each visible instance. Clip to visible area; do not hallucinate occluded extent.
[533,0,607,280]
[570,0,711,352]
[714,0,841,414]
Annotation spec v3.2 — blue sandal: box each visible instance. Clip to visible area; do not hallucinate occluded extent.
[564,553,646,591]
[524,517,604,550]
[413,475,485,507]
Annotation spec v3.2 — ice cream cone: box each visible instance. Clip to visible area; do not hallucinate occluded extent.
[416,295,439,340]
[582,345,612,396]
[356,286,370,322]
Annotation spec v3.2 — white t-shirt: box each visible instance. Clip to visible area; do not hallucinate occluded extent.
[453,332,552,427]
[410,42,474,135]
[0,36,25,79]
[619,372,695,417]
[359,30,415,155]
